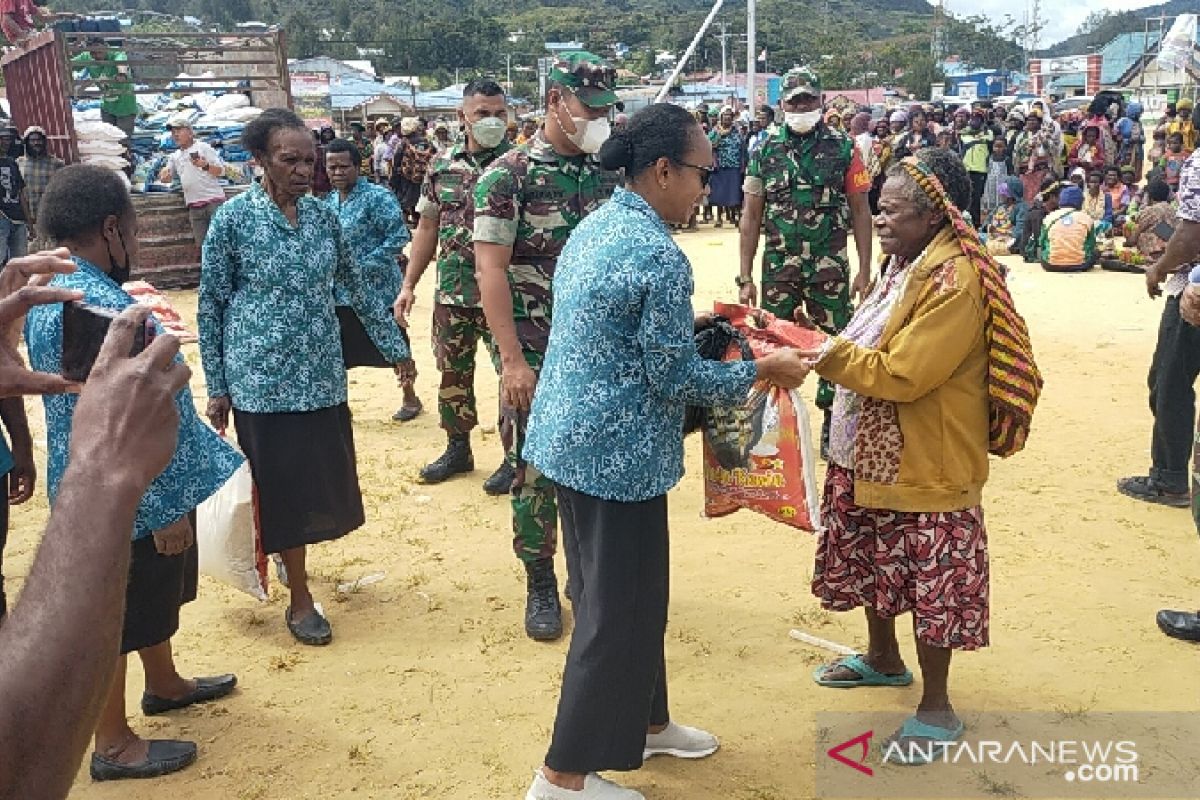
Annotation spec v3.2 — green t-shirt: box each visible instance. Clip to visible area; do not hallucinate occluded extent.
[71,51,138,118]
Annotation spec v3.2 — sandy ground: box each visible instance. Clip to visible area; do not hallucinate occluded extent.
[5,227,1200,800]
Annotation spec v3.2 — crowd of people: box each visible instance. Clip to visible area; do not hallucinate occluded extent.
[1,39,1199,800]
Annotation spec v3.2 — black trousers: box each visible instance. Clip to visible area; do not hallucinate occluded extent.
[545,484,670,774]
[1148,296,1200,492]
[968,171,987,226]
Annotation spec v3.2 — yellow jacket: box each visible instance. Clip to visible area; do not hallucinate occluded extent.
[816,227,990,513]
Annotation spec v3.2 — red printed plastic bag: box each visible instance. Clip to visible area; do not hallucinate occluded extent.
[701,303,825,532]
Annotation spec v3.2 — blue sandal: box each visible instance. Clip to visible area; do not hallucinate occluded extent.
[881,716,965,766]
[812,654,914,688]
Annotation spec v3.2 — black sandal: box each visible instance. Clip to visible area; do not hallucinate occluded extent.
[1117,475,1190,508]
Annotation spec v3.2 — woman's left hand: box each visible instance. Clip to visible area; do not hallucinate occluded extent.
[8,441,35,505]
[153,516,195,556]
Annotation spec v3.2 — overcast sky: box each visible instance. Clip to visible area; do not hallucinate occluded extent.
[953,0,1168,48]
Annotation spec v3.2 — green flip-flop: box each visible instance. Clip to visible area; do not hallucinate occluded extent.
[880,715,965,766]
[812,654,914,688]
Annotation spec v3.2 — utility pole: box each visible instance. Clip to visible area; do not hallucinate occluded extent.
[715,21,731,87]
[505,52,512,89]
[747,0,756,114]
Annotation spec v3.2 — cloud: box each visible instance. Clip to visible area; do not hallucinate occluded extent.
[949,0,1164,48]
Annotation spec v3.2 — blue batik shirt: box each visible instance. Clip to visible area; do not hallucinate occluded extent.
[524,187,758,502]
[199,182,409,413]
[325,177,412,351]
[25,258,243,540]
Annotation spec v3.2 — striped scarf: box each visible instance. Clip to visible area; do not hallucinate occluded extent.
[901,157,1044,457]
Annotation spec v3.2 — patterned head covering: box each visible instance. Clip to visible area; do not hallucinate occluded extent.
[781,67,821,102]
[22,125,47,140]
[898,156,1044,458]
[889,110,908,124]
[548,51,618,109]
[1178,98,1194,111]
[1059,185,1084,209]
[400,117,421,135]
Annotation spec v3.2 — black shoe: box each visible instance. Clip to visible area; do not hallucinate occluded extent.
[524,559,563,641]
[90,739,198,781]
[483,460,515,496]
[419,435,474,484]
[392,400,423,422]
[286,607,333,646]
[141,674,239,716]
[1117,475,1190,508]
[820,409,832,462]
[1157,609,1200,642]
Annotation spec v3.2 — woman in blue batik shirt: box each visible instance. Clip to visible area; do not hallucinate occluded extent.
[25,165,242,783]
[200,109,408,647]
[520,104,811,800]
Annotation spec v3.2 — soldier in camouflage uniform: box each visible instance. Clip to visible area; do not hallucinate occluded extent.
[473,51,619,641]
[739,67,874,456]
[394,79,515,496]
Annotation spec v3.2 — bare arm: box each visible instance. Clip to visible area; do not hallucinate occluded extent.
[0,308,189,800]
[739,192,765,281]
[848,190,874,295]
[404,214,439,288]
[476,242,522,367]
[1147,219,1200,299]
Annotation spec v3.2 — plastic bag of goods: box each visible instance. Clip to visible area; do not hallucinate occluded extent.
[122,281,197,342]
[77,139,127,156]
[81,154,130,171]
[196,440,268,600]
[700,302,825,532]
[74,120,128,141]
[206,93,250,115]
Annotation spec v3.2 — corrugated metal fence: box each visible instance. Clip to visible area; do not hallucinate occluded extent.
[1,29,79,163]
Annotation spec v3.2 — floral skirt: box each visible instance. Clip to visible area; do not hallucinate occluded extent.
[811,464,990,650]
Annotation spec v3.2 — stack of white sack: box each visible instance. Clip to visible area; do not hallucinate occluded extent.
[73,117,130,172]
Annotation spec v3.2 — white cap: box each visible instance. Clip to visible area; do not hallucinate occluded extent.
[166,113,194,130]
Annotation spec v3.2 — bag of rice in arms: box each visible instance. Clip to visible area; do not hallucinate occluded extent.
[700,302,825,532]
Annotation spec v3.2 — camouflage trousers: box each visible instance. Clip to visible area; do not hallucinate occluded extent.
[761,246,853,410]
[433,303,497,436]
[498,349,556,565]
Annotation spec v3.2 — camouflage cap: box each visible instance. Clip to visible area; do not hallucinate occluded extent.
[781,67,821,102]
[549,51,618,109]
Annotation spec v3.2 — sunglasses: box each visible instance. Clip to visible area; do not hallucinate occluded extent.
[674,160,712,189]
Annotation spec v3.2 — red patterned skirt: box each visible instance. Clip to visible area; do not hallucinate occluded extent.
[811,464,990,650]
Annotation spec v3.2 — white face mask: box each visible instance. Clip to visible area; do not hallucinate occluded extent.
[470,117,507,150]
[557,101,611,154]
[785,110,822,135]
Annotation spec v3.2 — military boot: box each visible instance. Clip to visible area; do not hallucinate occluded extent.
[419,434,474,483]
[482,460,516,496]
[524,558,563,641]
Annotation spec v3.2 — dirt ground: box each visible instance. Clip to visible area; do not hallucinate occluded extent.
[5,227,1200,799]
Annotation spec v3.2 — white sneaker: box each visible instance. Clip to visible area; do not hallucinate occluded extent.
[524,768,645,800]
[643,721,720,760]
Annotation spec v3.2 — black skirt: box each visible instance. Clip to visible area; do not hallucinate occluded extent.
[233,404,365,555]
[122,513,199,654]
[336,305,410,369]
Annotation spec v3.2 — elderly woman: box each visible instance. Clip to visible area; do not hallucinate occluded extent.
[26,165,242,780]
[1015,112,1053,202]
[707,106,745,229]
[200,109,409,646]
[802,148,1041,763]
[521,103,809,800]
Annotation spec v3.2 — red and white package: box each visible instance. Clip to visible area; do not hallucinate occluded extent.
[701,303,825,532]
[123,281,197,343]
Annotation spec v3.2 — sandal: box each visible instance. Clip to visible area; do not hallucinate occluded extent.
[286,608,332,646]
[813,654,913,688]
[1116,475,1190,508]
[881,715,965,766]
[392,400,423,422]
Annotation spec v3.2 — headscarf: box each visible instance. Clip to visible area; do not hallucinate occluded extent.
[898,156,1044,458]
[1178,98,1194,112]
[1003,175,1024,203]
[889,110,908,124]
[1126,101,1143,119]
[850,112,872,136]
[1059,185,1084,209]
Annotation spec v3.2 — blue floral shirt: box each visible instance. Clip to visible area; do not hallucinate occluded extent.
[524,187,758,502]
[324,178,411,349]
[199,182,409,413]
[25,258,243,540]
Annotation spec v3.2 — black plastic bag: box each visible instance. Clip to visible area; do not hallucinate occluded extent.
[683,315,755,435]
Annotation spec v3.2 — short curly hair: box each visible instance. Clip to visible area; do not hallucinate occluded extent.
[38,164,132,244]
[242,107,308,159]
[886,147,973,218]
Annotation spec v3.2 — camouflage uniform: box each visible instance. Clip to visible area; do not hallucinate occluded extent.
[473,61,619,564]
[415,139,513,436]
[744,68,859,410]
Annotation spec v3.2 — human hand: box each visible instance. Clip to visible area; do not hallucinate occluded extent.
[0,285,87,398]
[206,395,232,433]
[8,440,35,505]
[1181,283,1200,327]
[501,360,538,411]
[0,248,76,298]
[738,280,758,307]
[694,311,716,332]
[395,358,418,387]
[153,516,194,556]
[1145,262,1167,299]
[755,349,814,390]
[852,269,871,303]
[393,285,415,327]
[69,306,190,492]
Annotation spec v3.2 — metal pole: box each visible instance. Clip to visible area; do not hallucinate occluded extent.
[717,21,728,89]
[655,0,726,103]
[747,0,756,113]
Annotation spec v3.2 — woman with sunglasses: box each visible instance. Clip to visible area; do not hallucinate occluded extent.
[520,102,811,800]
